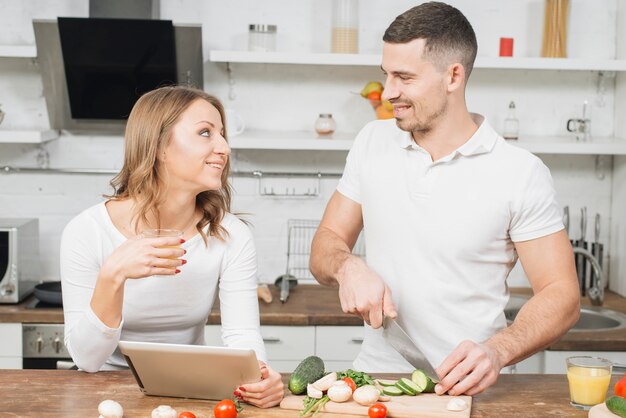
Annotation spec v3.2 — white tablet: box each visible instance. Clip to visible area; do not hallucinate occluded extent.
[118,340,262,400]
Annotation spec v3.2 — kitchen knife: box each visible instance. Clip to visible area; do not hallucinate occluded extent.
[382,317,439,382]
[591,213,605,288]
[575,207,588,296]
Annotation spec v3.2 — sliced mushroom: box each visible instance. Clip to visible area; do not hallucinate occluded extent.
[446,397,468,412]
[97,399,124,418]
[151,405,178,418]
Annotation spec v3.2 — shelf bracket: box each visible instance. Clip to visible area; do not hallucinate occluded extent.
[35,144,50,169]
[227,62,236,101]
[594,155,611,180]
[595,71,616,108]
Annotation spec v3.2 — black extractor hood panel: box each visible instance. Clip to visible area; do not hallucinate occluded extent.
[57,17,177,120]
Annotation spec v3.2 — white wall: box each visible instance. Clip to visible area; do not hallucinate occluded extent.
[0,0,621,290]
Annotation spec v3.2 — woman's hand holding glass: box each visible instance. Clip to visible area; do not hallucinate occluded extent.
[100,231,186,283]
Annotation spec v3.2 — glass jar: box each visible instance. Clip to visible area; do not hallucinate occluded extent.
[503,101,519,140]
[315,114,336,136]
[248,24,277,52]
[331,0,358,53]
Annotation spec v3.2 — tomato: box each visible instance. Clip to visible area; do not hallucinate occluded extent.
[178,413,196,418]
[343,377,357,393]
[214,399,238,418]
[367,91,382,101]
[616,373,626,398]
[368,403,387,418]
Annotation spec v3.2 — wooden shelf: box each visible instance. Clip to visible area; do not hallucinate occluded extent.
[229,130,626,155]
[0,130,59,144]
[209,50,626,71]
[0,45,37,58]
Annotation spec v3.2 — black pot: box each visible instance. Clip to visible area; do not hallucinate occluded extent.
[33,281,62,306]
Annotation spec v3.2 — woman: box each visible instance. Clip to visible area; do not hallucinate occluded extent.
[60,86,284,408]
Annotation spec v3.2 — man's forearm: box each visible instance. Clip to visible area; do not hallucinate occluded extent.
[486,281,580,367]
[310,227,355,286]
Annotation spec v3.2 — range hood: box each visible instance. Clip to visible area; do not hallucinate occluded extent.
[33,1,203,134]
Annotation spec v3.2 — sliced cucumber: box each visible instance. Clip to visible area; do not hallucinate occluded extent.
[396,377,421,396]
[376,379,398,387]
[382,385,404,396]
[411,369,436,393]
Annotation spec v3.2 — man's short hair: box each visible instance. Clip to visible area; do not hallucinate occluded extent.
[383,2,478,80]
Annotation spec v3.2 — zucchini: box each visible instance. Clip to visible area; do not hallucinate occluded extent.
[411,369,436,393]
[606,396,626,418]
[396,377,421,396]
[288,356,325,395]
[382,385,404,396]
[376,379,398,387]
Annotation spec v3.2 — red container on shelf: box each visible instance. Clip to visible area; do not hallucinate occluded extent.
[499,37,514,57]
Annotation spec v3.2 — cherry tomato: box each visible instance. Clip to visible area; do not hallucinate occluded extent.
[616,373,626,398]
[178,413,196,418]
[214,399,238,418]
[368,403,387,418]
[367,91,382,101]
[343,377,357,393]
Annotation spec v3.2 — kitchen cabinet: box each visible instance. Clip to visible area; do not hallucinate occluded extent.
[205,325,315,372]
[0,323,22,369]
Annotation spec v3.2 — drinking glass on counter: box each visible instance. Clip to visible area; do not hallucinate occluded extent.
[142,229,183,267]
[566,356,612,410]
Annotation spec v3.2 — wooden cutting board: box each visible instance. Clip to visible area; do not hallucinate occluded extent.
[588,403,620,418]
[280,394,471,418]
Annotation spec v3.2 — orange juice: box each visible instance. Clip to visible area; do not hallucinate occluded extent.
[567,366,611,406]
[142,229,183,267]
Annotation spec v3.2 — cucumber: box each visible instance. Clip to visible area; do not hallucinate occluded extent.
[396,377,421,396]
[376,379,398,387]
[606,396,626,418]
[411,369,437,393]
[382,386,404,396]
[288,356,325,395]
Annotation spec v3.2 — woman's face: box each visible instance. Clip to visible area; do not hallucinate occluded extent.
[161,98,231,194]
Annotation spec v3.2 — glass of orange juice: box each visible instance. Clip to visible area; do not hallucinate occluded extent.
[566,356,612,410]
[142,229,183,267]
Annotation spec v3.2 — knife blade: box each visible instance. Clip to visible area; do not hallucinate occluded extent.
[382,317,439,382]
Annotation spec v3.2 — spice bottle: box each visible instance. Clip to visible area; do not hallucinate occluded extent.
[315,114,336,136]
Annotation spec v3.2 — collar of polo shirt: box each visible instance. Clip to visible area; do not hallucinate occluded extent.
[394,113,498,158]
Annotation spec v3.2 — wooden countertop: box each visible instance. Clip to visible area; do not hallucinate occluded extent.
[1,370,620,417]
[2,285,626,351]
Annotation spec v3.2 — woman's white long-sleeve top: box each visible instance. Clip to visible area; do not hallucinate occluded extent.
[60,202,266,372]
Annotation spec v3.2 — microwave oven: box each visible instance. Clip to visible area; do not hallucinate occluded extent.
[0,218,39,303]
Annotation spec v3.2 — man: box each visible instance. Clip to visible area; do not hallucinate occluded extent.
[310,2,579,396]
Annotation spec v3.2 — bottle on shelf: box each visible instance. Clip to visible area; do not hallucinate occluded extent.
[503,101,519,140]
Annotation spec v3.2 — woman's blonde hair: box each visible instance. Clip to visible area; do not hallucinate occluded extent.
[106,85,231,244]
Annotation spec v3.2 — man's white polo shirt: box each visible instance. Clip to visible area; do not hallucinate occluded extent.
[337,115,564,372]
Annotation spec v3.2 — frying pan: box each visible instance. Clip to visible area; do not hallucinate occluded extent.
[33,281,62,306]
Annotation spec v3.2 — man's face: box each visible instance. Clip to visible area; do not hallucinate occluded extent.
[381,38,448,135]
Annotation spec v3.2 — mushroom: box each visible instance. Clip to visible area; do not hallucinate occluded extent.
[151,405,178,418]
[353,385,381,406]
[327,380,352,403]
[312,371,338,391]
[97,399,124,418]
[446,397,468,412]
[307,383,324,399]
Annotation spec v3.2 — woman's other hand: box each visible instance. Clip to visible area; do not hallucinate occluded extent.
[235,361,284,408]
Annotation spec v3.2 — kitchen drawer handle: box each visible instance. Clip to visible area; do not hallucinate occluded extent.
[350,338,364,344]
[263,337,282,343]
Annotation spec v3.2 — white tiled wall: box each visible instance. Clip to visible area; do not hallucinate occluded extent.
[0,0,621,290]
